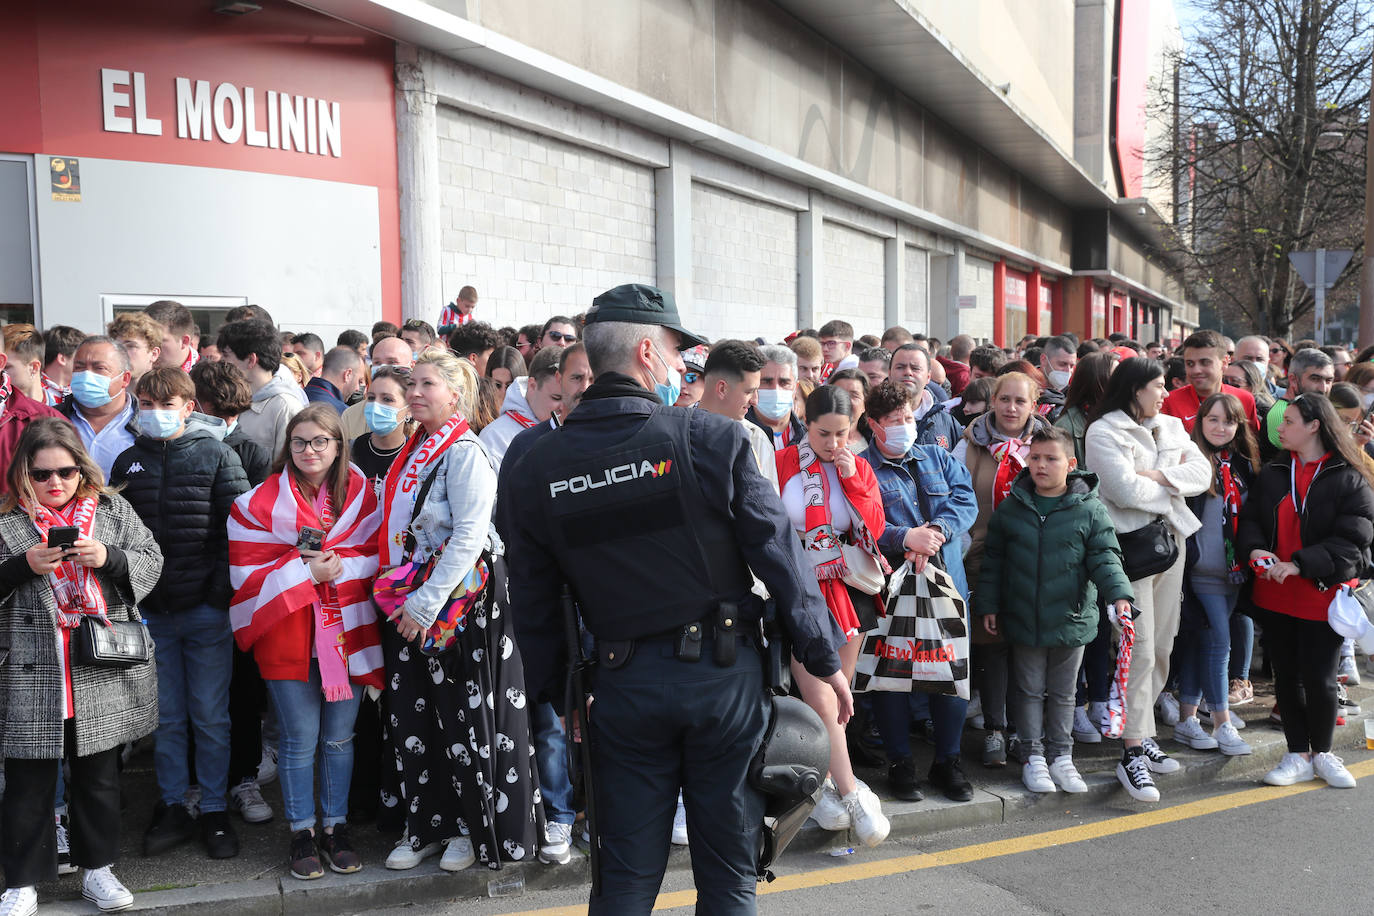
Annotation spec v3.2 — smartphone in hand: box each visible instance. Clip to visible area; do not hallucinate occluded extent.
[47,526,79,553]
[296,527,326,553]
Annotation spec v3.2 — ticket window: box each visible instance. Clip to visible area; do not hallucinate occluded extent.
[104,295,249,344]
[1091,287,1107,339]
[1004,269,1028,345]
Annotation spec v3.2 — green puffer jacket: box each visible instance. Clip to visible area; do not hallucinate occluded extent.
[973,469,1134,647]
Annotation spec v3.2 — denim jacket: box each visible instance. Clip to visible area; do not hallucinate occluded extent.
[402,431,504,629]
[860,441,978,599]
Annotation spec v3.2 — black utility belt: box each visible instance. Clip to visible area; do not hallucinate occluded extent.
[599,603,757,670]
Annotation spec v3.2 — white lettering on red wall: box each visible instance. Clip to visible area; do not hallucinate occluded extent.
[101,68,341,158]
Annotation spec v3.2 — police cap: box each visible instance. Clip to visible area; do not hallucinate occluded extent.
[586,283,709,349]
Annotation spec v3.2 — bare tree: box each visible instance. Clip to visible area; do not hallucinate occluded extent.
[1153,0,1371,335]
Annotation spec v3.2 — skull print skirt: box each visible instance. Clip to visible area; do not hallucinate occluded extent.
[380,555,543,868]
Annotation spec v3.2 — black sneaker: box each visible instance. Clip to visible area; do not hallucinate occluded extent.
[887,756,924,802]
[201,810,240,859]
[927,756,974,802]
[1116,747,1161,802]
[319,825,363,874]
[143,801,196,856]
[289,829,324,880]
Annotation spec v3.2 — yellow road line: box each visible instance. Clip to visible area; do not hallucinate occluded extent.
[502,757,1374,916]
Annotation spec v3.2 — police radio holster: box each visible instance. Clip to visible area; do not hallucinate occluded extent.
[559,585,601,896]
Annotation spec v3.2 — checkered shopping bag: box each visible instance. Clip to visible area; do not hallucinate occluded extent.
[853,560,969,699]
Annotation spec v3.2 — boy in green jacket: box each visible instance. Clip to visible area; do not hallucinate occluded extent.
[977,427,1133,795]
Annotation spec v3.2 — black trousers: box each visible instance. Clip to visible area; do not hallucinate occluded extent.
[1263,610,1344,754]
[228,645,266,785]
[3,721,120,887]
[588,637,768,915]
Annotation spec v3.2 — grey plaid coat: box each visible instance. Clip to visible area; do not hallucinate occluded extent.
[0,494,163,759]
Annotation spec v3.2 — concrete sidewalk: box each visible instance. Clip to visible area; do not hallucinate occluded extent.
[26,677,1374,915]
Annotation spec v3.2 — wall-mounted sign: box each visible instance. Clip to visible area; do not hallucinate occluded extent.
[100,69,342,158]
[957,294,977,310]
[50,157,81,201]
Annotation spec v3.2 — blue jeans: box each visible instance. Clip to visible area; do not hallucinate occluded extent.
[265,663,363,832]
[531,702,575,826]
[871,691,968,762]
[145,604,233,813]
[1229,612,1254,680]
[1178,592,1236,711]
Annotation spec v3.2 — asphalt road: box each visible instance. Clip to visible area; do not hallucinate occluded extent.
[388,747,1374,916]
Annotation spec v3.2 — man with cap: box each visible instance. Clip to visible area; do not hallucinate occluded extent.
[674,344,709,408]
[504,283,849,914]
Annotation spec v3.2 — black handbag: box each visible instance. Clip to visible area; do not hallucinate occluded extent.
[1116,517,1178,582]
[74,617,153,669]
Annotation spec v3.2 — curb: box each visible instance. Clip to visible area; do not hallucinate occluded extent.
[36,701,1373,915]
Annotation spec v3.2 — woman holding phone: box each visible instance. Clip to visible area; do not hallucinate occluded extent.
[228,405,385,880]
[0,418,163,915]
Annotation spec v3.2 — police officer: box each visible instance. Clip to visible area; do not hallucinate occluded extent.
[505,284,851,914]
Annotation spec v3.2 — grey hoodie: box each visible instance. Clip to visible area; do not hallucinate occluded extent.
[238,373,303,458]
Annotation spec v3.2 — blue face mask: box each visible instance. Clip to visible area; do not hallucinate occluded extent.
[365,402,403,435]
[139,408,184,440]
[883,422,918,456]
[755,387,793,421]
[651,344,681,407]
[71,370,115,408]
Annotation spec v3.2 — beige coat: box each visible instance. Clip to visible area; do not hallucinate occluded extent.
[1084,409,1210,540]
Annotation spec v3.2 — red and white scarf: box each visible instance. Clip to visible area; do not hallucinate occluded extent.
[229,467,384,694]
[988,436,1031,509]
[504,409,536,429]
[794,438,883,582]
[0,373,10,419]
[180,348,199,373]
[378,414,470,568]
[40,373,69,408]
[28,497,108,628]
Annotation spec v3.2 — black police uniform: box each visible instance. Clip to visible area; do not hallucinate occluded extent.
[506,370,843,914]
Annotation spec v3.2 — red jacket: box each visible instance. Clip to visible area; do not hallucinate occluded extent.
[937,356,971,396]
[0,391,68,493]
[1162,383,1259,433]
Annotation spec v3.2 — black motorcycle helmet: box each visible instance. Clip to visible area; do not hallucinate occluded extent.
[749,695,831,877]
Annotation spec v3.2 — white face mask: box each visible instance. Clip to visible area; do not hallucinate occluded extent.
[1047,369,1072,390]
[1363,392,1374,410]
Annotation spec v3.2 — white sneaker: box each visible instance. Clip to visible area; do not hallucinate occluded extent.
[1263,752,1315,786]
[1021,755,1056,793]
[1072,706,1102,743]
[1213,721,1251,756]
[841,785,890,848]
[229,779,274,824]
[440,836,475,871]
[0,887,37,916]
[1156,692,1181,727]
[1173,715,1219,750]
[56,815,76,875]
[1313,752,1357,788]
[385,837,443,870]
[81,867,133,912]
[670,795,689,846]
[810,778,850,831]
[1141,737,1181,774]
[1088,701,1109,732]
[1048,755,1088,793]
[257,743,279,786]
[539,822,572,865]
[1338,654,1361,686]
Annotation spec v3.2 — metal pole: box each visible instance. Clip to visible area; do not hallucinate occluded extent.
[1361,46,1374,348]
[1315,248,1326,345]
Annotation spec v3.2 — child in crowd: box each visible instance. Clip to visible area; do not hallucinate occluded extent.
[109,368,250,858]
[976,427,1134,794]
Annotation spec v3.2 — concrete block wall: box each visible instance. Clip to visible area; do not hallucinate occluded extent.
[904,244,930,335]
[437,107,656,327]
[689,181,798,343]
[821,221,886,337]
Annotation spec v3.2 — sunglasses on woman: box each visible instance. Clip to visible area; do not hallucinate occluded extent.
[29,466,80,483]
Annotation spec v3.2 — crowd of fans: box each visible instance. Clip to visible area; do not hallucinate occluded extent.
[0,293,1371,913]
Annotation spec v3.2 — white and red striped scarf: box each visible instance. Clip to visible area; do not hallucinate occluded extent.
[41,373,69,408]
[28,496,107,628]
[180,348,199,373]
[228,466,384,691]
[504,409,536,429]
[378,414,469,568]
